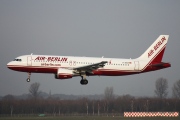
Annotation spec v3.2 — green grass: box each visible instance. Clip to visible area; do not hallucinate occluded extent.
[0,116,179,120]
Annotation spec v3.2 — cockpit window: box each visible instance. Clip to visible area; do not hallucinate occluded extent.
[14,59,22,62]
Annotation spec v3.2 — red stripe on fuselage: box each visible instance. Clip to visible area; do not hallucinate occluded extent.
[7,63,170,76]
[7,65,58,73]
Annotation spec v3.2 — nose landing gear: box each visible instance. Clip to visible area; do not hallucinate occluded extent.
[26,72,31,82]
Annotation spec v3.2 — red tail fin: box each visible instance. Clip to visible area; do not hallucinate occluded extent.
[137,35,169,64]
[151,47,166,64]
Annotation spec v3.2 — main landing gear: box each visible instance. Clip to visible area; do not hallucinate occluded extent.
[80,74,88,85]
[26,72,31,82]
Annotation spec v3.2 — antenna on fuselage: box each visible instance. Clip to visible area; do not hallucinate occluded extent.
[31,53,33,55]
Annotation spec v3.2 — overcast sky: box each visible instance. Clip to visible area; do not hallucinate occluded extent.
[0,0,180,97]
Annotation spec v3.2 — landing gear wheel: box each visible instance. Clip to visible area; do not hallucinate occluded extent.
[84,80,88,84]
[80,74,88,85]
[27,72,31,82]
[80,80,83,84]
[80,79,88,85]
[26,78,30,82]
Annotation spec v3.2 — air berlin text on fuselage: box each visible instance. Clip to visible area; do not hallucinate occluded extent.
[34,56,68,62]
[148,36,166,58]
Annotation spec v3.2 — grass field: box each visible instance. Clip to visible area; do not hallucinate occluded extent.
[0,116,179,120]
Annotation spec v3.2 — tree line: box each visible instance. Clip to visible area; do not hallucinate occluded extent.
[0,78,180,115]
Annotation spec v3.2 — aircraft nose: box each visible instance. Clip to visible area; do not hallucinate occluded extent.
[7,62,13,69]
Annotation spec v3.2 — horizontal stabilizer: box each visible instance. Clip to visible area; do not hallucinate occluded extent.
[149,62,171,68]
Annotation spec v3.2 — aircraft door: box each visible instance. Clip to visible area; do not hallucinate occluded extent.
[73,61,76,66]
[134,61,139,70]
[27,56,32,66]
[69,60,76,66]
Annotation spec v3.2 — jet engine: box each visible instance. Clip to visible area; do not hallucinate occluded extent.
[55,68,73,79]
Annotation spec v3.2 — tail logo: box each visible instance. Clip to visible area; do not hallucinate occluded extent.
[148,36,166,58]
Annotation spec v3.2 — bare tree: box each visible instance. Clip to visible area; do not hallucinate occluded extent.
[154,78,168,99]
[97,101,100,116]
[29,82,41,99]
[104,87,114,113]
[172,79,180,99]
[104,87,114,101]
[3,95,14,116]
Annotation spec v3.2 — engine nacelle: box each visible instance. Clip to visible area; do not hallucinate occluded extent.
[55,68,73,79]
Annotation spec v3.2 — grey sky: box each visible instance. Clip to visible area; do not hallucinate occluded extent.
[0,0,180,97]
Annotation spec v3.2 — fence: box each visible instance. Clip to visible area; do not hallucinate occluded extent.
[124,112,179,117]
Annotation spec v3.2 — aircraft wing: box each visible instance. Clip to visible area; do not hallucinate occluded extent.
[72,61,108,74]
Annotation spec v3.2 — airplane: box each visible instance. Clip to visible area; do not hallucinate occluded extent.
[7,35,171,85]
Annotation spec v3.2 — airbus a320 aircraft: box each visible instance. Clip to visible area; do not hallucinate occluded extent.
[7,35,171,85]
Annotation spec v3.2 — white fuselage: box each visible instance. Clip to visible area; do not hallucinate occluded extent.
[7,55,145,75]
[7,35,171,84]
